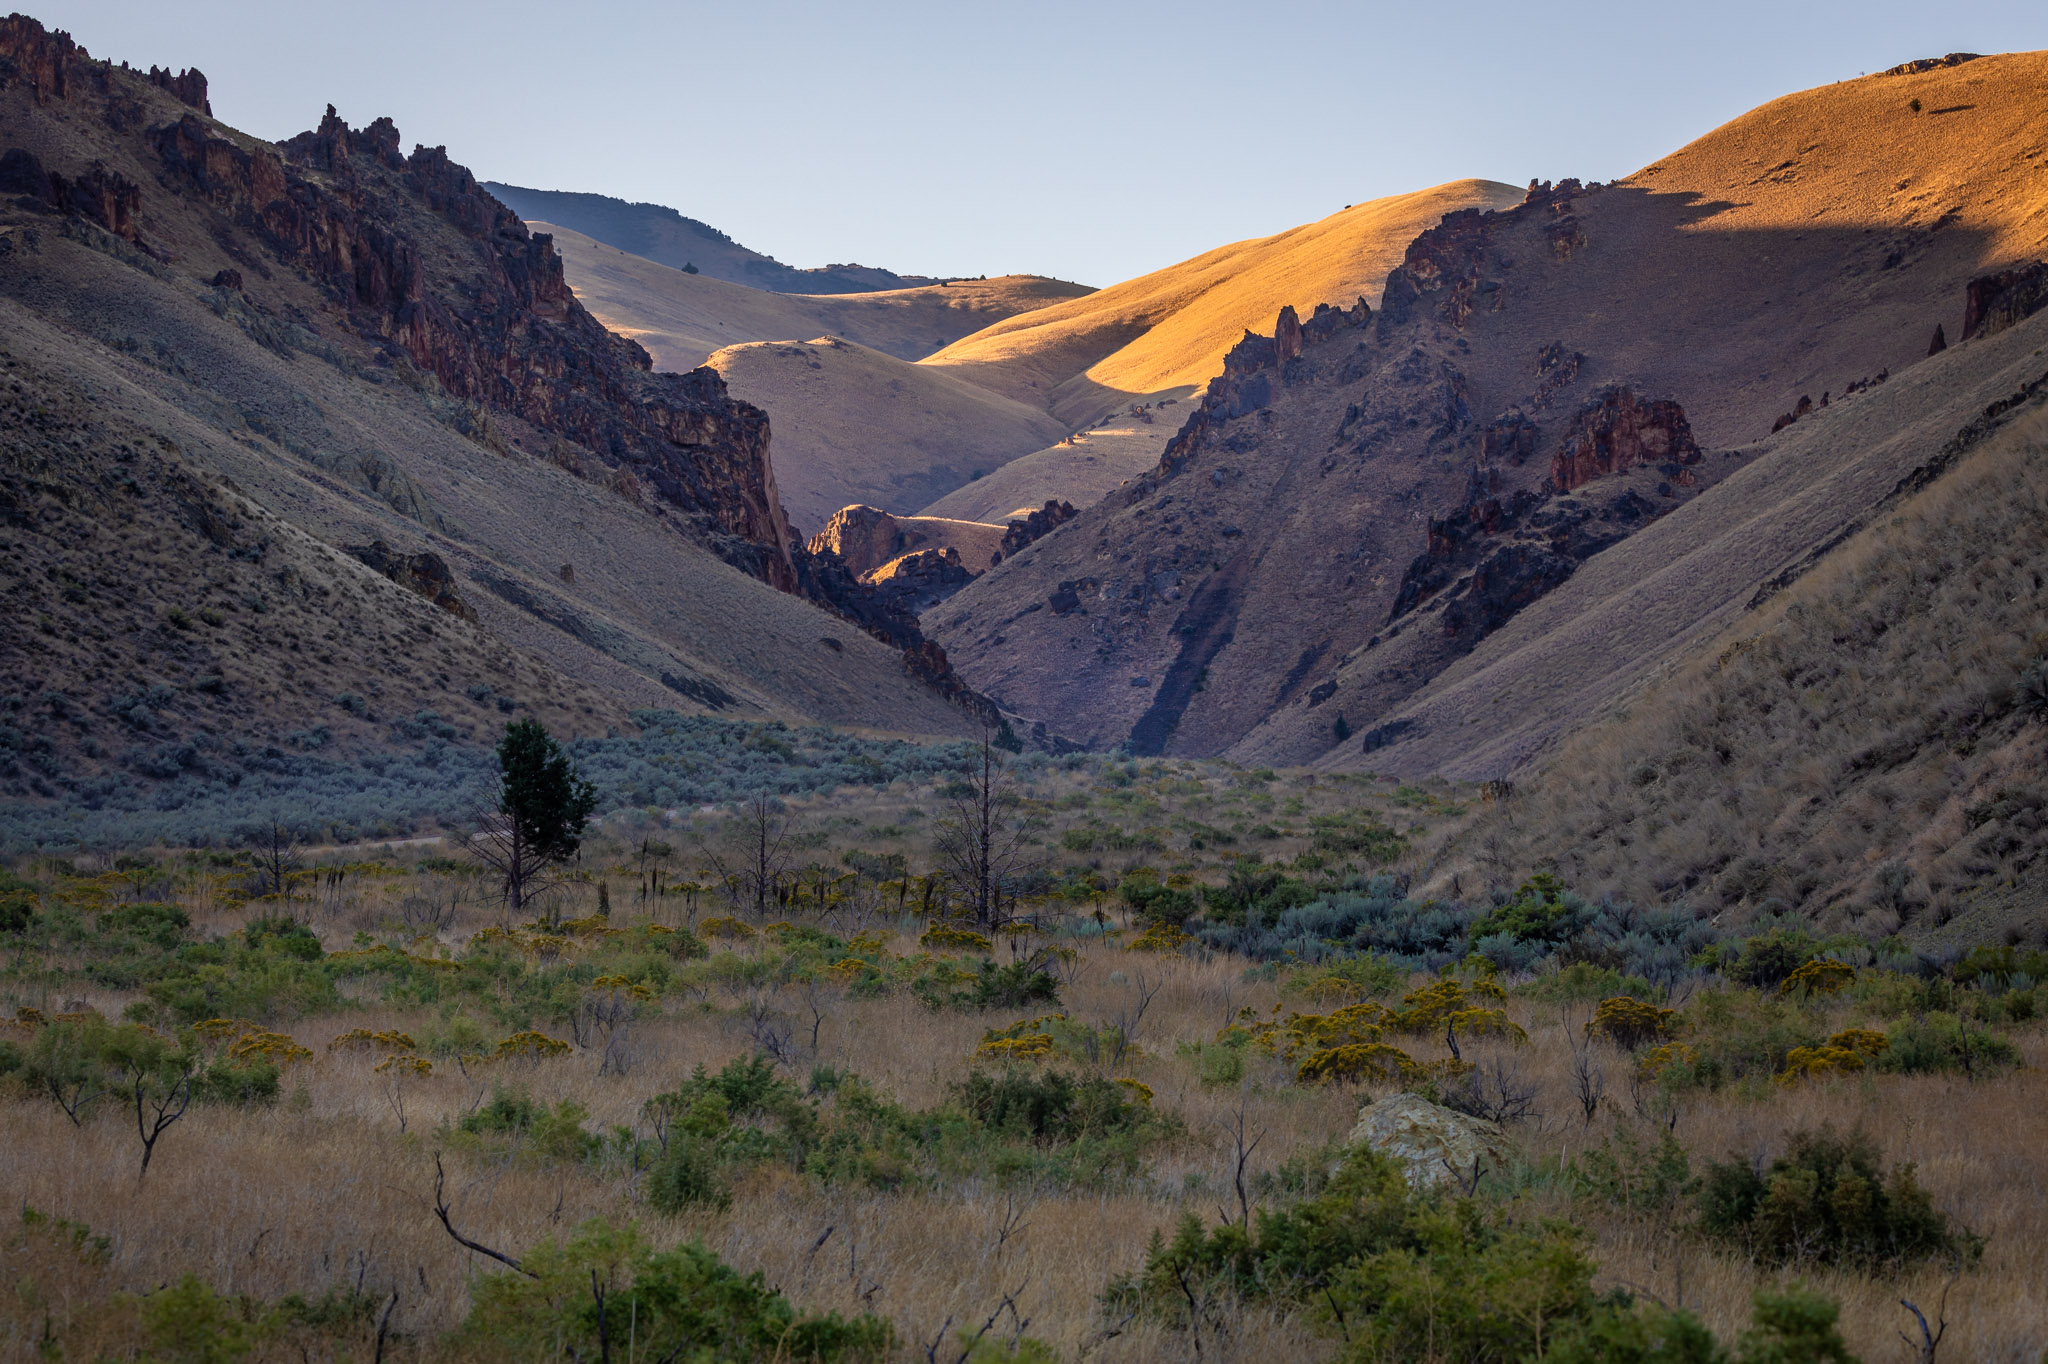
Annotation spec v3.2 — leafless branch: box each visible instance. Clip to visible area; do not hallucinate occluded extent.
[431,1153,534,1277]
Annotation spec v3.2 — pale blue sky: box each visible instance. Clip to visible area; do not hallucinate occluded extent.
[32,1,2048,285]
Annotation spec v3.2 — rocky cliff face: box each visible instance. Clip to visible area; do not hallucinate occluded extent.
[147,103,797,583]
[807,504,921,577]
[0,14,987,725]
[928,78,2030,764]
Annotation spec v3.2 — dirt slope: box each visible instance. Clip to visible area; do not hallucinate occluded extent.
[705,337,1070,533]
[928,53,2048,758]
[915,415,1175,524]
[541,222,1091,371]
[920,180,1523,424]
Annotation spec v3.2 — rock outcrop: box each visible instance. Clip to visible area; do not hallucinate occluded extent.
[343,541,478,623]
[807,504,921,578]
[1344,1093,1516,1190]
[1548,387,1701,493]
[1962,261,2048,341]
[145,105,797,584]
[992,500,1077,564]
[868,547,973,613]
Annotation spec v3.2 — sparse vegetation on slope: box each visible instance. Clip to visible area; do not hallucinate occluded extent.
[1449,404,2048,943]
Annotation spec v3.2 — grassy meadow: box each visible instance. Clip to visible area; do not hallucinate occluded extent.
[1,752,2043,1361]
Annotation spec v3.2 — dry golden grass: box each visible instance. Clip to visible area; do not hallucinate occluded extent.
[6,779,2044,1362]
[921,180,1522,427]
[915,413,1181,525]
[706,337,1070,532]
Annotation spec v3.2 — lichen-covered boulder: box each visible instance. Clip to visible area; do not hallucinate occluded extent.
[1344,1092,1516,1190]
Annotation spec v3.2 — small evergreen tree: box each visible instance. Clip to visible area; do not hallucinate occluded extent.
[469,719,598,919]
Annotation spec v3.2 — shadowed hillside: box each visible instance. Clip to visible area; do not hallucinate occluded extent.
[0,18,985,830]
[1436,399,2048,941]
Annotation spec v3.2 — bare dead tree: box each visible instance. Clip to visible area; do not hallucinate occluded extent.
[990,1192,1031,1262]
[923,1277,1032,1364]
[249,819,301,900]
[1104,972,1161,1069]
[1442,1055,1540,1126]
[696,795,799,920]
[1563,1007,1605,1129]
[1221,1095,1265,1229]
[932,731,1041,931]
[1899,1255,1963,1363]
[745,994,797,1068]
[431,1153,535,1277]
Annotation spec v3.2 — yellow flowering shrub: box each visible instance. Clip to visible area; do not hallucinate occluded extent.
[1778,1045,1869,1083]
[975,1014,1064,1061]
[523,934,573,960]
[492,1030,573,1061]
[1220,1001,1396,1061]
[194,1017,252,1044]
[1587,997,1677,1050]
[228,1029,313,1066]
[1779,958,1856,998]
[824,957,872,985]
[1636,1042,1695,1082]
[976,1034,1055,1061]
[589,974,653,1000]
[374,1054,432,1076]
[1128,922,1193,953]
[1115,1077,1155,1106]
[329,1027,419,1053]
[921,924,993,953]
[699,916,756,941]
[1297,1042,1432,1086]
[845,931,891,957]
[1393,977,1509,1033]
[1826,1027,1890,1057]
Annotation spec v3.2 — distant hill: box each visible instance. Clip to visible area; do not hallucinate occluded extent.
[704,337,1070,534]
[539,221,1090,371]
[484,183,944,295]
[921,179,1525,426]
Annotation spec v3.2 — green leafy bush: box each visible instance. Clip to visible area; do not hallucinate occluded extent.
[913,957,1060,1011]
[463,1219,891,1362]
[953,1068,1147,1144]
[1696,1126,1976,1269]
[1877,1013,2020,1077]
[1466,873,1588,947]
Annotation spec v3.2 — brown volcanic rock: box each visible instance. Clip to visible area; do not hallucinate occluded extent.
[343,540,479,622]
[929,53,2048,762]
[148,105,796,584]
[1962,261,2048,340]
[1548,387,1700,492]
[994,500,1077,562]
[145,65,209,112]
[808,504,914,577]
